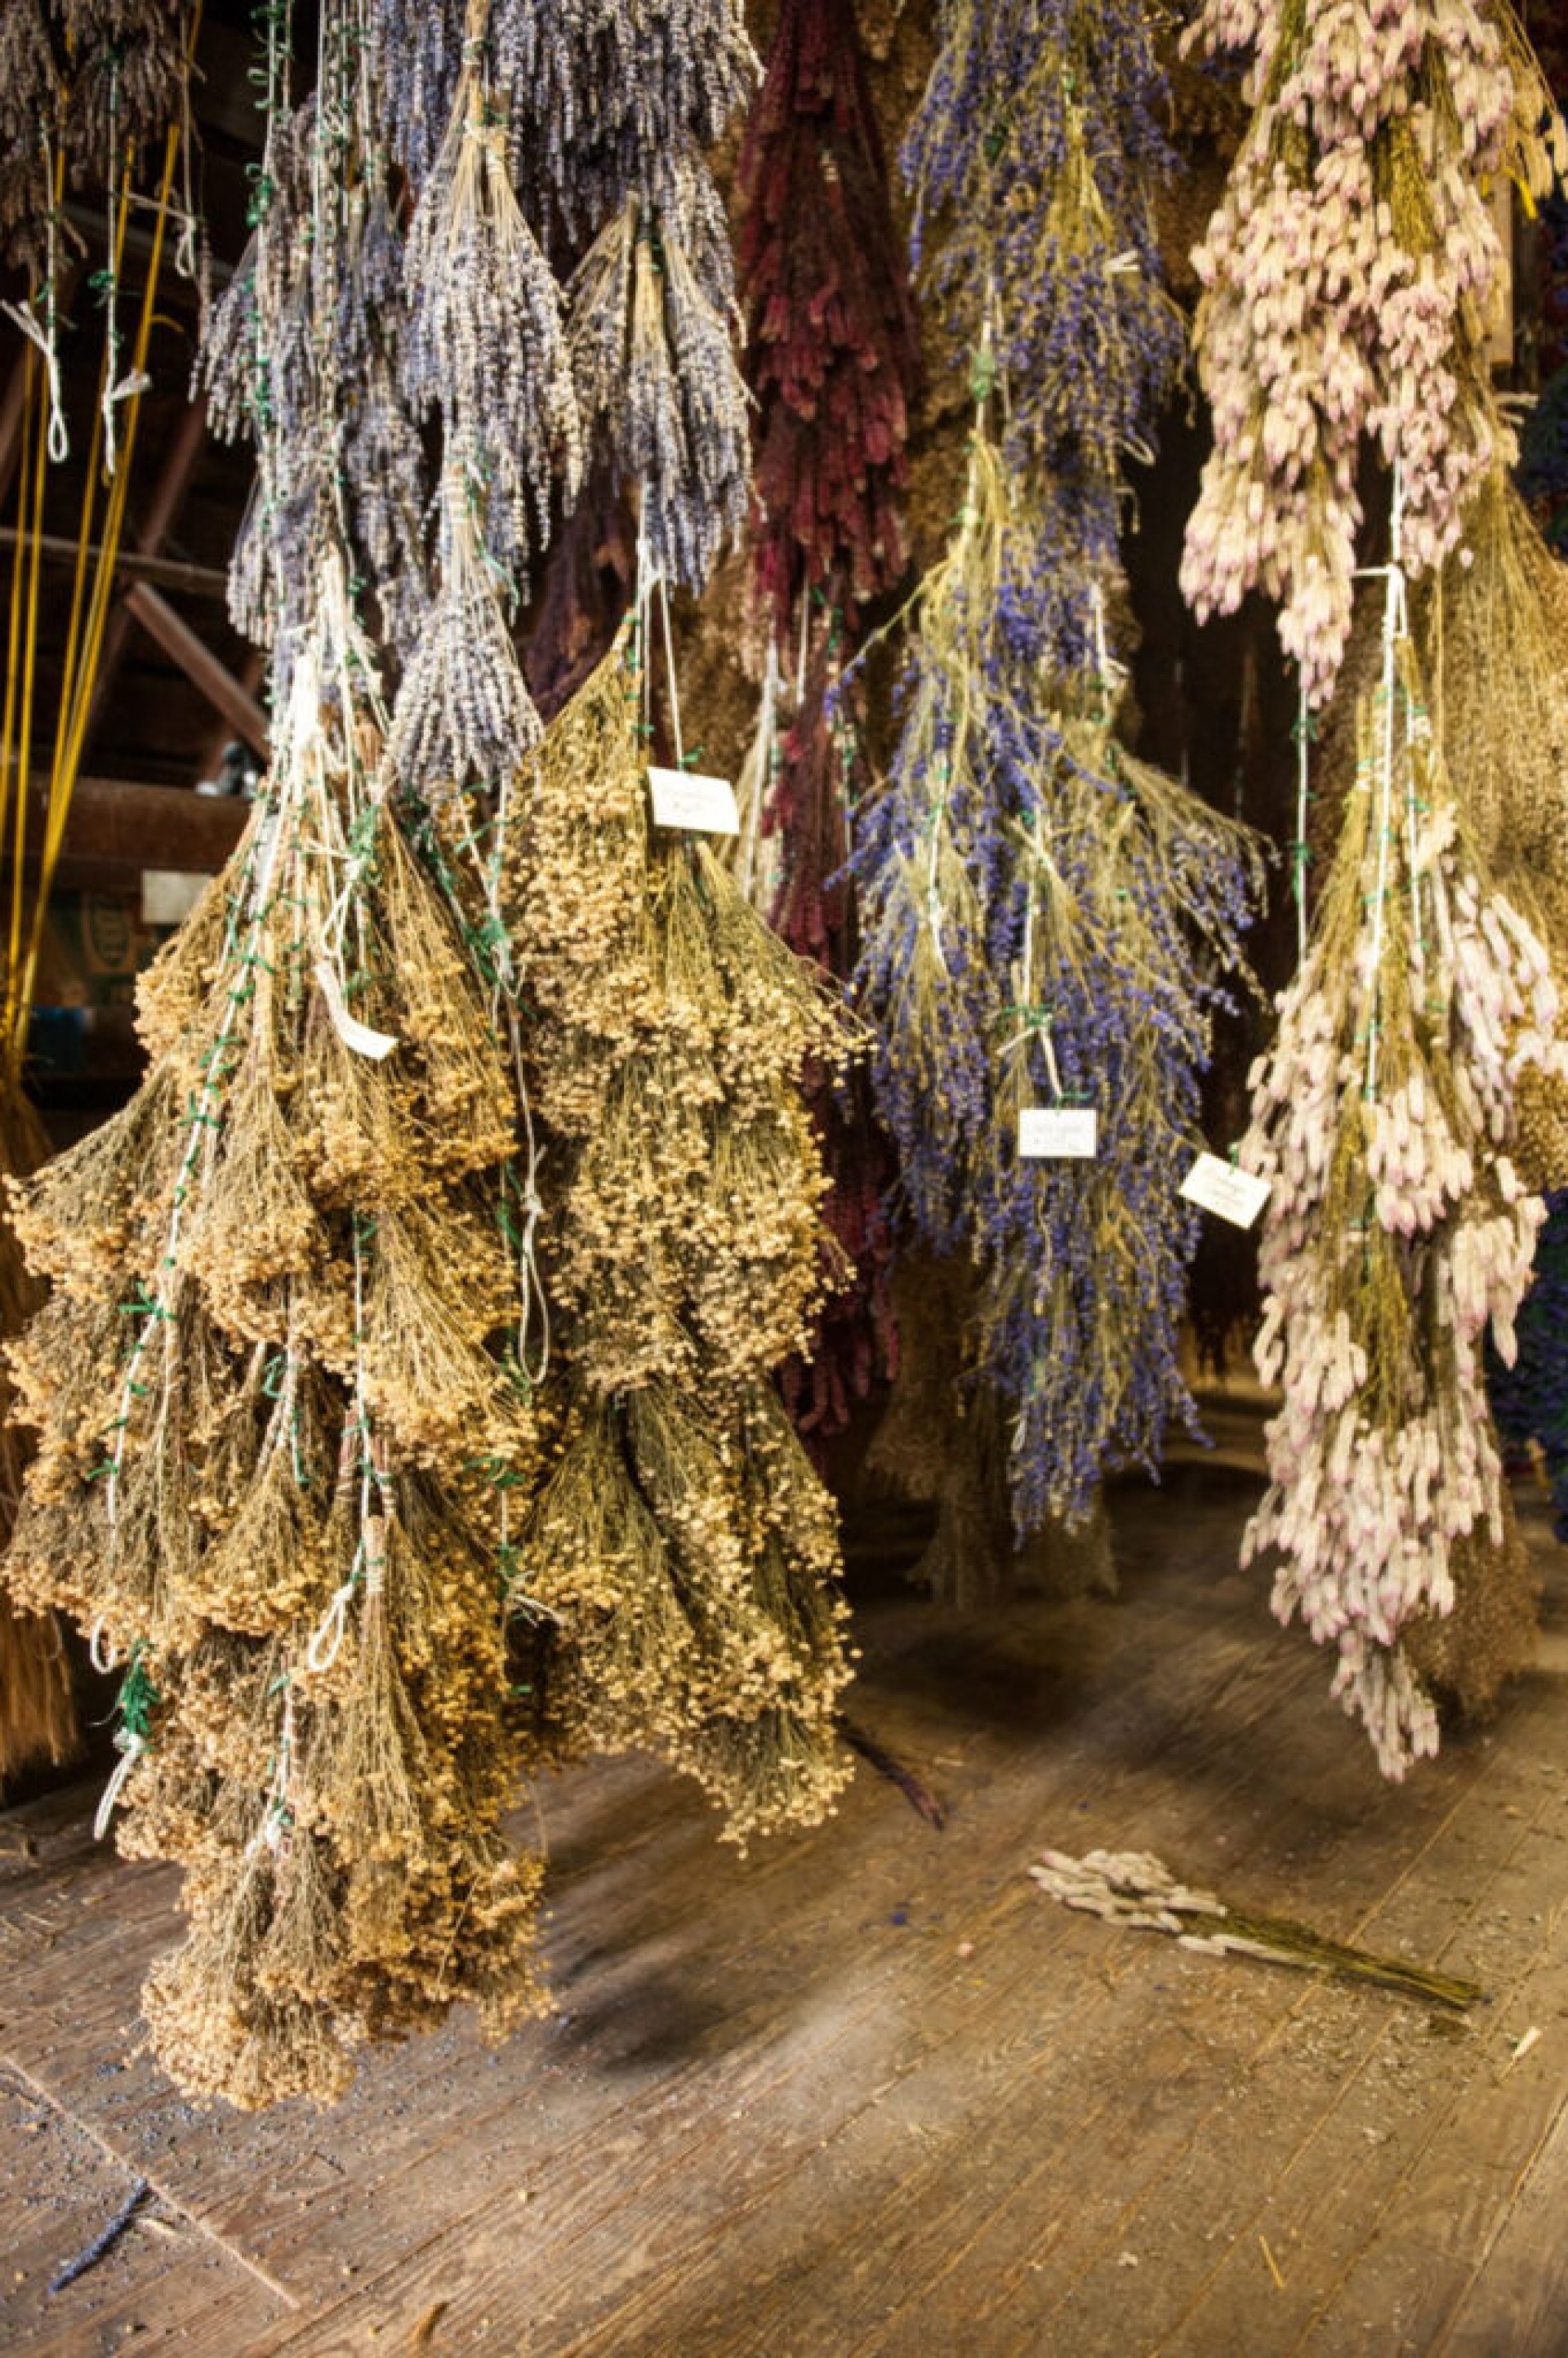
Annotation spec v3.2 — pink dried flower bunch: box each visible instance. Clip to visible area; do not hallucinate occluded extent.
[1243,633,1566,1774]
[1183,0,1566,704]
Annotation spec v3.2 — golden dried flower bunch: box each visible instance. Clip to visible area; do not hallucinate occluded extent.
[1243,611,1567,1776]
[4,559,546,2106]
[503,631,856,1841]
[0,1089,75,1787]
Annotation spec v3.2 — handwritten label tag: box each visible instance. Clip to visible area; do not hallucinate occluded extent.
[648,765,742,837]
[1181,1152,1272,1230]
[314,959,400,1062]
[1019,1108,1098,1161]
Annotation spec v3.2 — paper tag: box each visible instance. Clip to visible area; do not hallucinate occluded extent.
[314,959,400,1062]
[648,765,742,837]
[1181,1152,1272,1229]
[1018,1108,1098,1161]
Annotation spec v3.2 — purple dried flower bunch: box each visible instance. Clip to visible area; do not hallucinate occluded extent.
[1182,0,1566,707]
[0,0,197,270]
[854,0,1265,1538]
[902,0,1183,600]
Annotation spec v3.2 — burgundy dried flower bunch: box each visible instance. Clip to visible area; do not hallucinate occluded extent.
[738,0,923,648]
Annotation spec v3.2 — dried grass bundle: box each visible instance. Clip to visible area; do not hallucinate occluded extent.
[504,631,854,1839]
[9,557,546,2103]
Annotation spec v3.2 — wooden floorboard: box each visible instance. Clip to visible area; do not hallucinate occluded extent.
[1,1471,1565,2356]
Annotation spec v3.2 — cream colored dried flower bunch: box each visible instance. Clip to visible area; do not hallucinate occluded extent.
[1242,575,1566,1776]
[1183,0,1566,705]
[5,553,545,2109]
[504,631,856,1842]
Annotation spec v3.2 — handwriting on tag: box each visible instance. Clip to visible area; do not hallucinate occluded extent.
[314,959,399,1062]
[648,765,742,837]
[1181,1152,1272,1229]
[1018,1108,1098,1161]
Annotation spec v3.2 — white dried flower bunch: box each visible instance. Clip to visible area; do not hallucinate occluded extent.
[1243,627,1567,1775]
[1182,0,1566,705]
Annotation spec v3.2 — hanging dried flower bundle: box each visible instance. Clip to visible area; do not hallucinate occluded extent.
[729,0,923,1455]
[501,626,855,1842]
[491,0,757,255]
[6,557,546,2106]
[738,0,922,643]
[855,419,1264,1536]
[1242,568,1566,1775]
[0,1091,75,1790]
[1490,1188,1568,1536]
[546,0,756,599]
[1181,0,1566,706]
[902,0,1182,613]
[854,0,1263,1541]
[400,12,583,591]
[0,2,61,274]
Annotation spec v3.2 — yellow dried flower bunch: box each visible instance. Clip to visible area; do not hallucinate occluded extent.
[3,559,546,2106]
[504,632,856,1843]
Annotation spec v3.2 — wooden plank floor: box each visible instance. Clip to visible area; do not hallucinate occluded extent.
[2,1465,1566,2357]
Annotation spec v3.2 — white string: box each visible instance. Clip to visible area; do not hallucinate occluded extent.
[93,1731,145,1842]
[1,300,69,465]
[88,1618,119,1675]
[657,575,685,768]
[305,1569,358,1674]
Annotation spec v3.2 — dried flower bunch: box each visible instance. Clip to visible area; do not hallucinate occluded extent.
[1182,0,1567,705]
[567,163,752,596]
[903,0,1183,534]
[6,557,545,2106]
[1242,583,1566,1775]
[0,1,61,274]
[855,419,1264,1536]
[1490,1188,1568,1536]
[0,2,555,2110]
[738,0,923,644]
[854,0,1263,1542]
[733,0,921,1456]
[0,1091,75,1789]
[552,0,757,597]
[400,5,583,591]
[492,0,757,253]
[501,629,856,1841]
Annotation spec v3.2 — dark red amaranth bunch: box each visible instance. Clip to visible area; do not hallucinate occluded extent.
[767,611,898,1464]
[738,0,923,645]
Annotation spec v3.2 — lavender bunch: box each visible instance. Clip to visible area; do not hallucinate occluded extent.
[856,2,1258,1541]
[0,2,60,274]
[401,40,583,586]
[903,0,1182,578]
[853,418,1263,1536]
[60,0,196,185]
[491,0,758,252]
[369,0,464,191]
[197,97,333,674]
[568,162,750,594]
[974,716,1263,1534]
